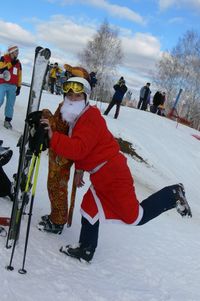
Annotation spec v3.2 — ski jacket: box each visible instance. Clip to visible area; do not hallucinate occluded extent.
[49,67,62,79]
[50,105,141,225]
[112,83,128,102]
[51,106,120,171]
[140,86,151,101]
[153,91,163,107]
[0,54,22,87]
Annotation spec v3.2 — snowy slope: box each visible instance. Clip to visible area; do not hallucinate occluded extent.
[0,86,200,301]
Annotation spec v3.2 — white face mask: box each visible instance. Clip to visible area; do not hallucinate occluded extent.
[60,96,86,123]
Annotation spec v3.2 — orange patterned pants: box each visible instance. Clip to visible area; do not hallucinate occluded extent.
[48,149,73,224]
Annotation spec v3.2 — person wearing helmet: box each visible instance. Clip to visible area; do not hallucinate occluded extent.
[41,70,192,263]
[38,66,90,235]
[0,45,22,129]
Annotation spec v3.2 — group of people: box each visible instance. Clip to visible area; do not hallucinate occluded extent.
[0,47,192,264]
[48,63,98,96]
[138,82,166,116]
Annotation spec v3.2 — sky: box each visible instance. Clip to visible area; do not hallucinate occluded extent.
[1,0,200,93]
[1,86,200,300]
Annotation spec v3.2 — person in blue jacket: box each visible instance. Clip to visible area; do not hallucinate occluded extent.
[104,77,127,119]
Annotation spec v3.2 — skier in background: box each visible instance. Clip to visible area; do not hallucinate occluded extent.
[0,45,22,129]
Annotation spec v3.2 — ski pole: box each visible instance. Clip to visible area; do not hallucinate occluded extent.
[6,133,30,248]
[19,145,42,274]
[67,170,77,227]
[6,153,37,271]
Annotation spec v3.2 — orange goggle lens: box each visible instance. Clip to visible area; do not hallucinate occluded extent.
[62,82,84,94]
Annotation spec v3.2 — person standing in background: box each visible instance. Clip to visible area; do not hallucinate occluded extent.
[104,77,127,119]
[49,63,62,94]
[0,45,22,129]
[137,82,151,111]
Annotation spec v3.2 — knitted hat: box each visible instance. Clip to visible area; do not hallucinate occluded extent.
[8,45,18,54]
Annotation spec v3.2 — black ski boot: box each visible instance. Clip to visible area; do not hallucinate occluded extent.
[60,244,95,262]
[37,215,64,234]
[173,183,192,217]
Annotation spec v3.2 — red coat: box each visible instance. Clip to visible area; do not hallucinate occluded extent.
[50,106,142,224]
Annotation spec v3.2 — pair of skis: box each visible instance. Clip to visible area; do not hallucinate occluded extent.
[4,46,51,273]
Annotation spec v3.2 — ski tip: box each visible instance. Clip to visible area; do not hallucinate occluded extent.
[35,46,51,59]
[35,46,43,54]
[43,48,51,59]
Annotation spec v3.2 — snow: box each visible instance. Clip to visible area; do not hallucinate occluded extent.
[1,86,200,301]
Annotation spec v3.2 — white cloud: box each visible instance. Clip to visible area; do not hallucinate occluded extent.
[121,32,162,80]
[0,20,36,49]
[168,17,184,24]
[84,0,145,24]
[53,0,145,24]
[36,16,161,87]
[158,0,176,10]
[36,15,96,61]
[0,16,162,89]
[158,0,200,10]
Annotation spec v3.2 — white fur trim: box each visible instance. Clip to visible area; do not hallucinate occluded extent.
[80,208,99,225]
[80,185,144,226]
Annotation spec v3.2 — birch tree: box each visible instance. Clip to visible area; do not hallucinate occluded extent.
[154,30,200,129]
[78,20,123,103]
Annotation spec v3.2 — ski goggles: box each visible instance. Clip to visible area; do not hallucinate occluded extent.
[62,82,85,94]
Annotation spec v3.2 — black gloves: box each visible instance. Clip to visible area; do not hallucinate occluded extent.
[12,58,19,66]
[16,86,21,96]
[26,111,49,155]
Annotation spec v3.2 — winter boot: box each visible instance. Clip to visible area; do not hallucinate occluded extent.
[60,243,95,262]
[37,215,64,234]
[4,120,12,130]
[173,183,192,217]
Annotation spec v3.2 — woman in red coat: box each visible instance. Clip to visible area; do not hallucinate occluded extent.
[41,75,192,263]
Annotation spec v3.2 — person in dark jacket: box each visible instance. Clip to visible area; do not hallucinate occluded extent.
[104,77,127,119]
[89,72,97,89]
[0,144,13,200]
[137,82,151,111]
[150,91,164,114]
